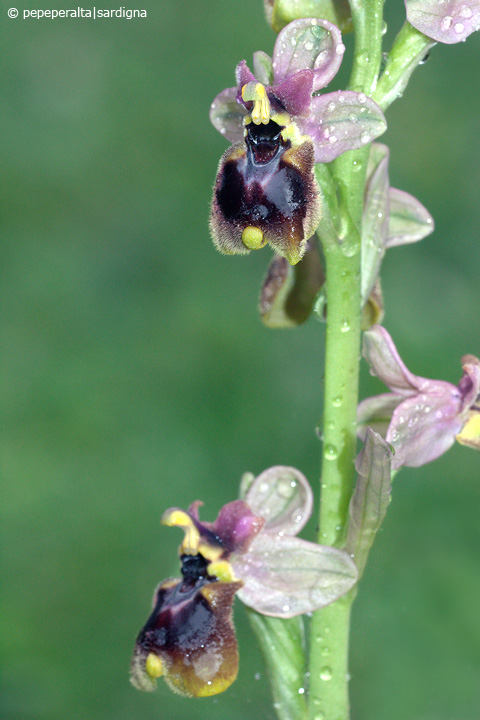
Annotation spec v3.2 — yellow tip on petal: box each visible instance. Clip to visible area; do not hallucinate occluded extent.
[242,226,266,250]
[194,674,237,697]
[456,413,480,450]
[161,509,200,554]
[146,653,164,679]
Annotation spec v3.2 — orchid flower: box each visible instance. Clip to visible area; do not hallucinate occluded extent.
[131,466,357,697]
[406,1,480,44]
[209,18,386,265]
[358,325,480,469]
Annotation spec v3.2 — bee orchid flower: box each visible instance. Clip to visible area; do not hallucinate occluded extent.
[358,325,480,469]
[131,466,357,697]
[209,18,387,265]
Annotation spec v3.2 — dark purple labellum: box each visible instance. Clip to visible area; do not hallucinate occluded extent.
[131,552,241,697]
[210,119,321,265]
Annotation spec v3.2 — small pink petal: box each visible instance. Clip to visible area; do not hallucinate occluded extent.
[273,18,344,91]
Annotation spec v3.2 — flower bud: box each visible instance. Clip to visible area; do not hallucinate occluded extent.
[264,0,353,34]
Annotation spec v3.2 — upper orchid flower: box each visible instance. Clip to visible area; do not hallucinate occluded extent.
[358,325,480,469]
[405,1,480,44]
[209,18,387,265]
[131,466,357,697]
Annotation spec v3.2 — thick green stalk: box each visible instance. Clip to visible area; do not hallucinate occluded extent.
[307,223,361,720]
[307,2,385,719]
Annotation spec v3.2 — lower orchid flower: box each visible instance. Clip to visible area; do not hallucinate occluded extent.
[131,466,357,697]
[358,325,480,469]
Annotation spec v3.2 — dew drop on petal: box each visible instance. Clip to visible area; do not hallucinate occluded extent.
[454,22,465,33]
[282,604,290,612]
[441,15,453,30]
[305,41,314,51]
[360,131,371,144]
[460,6,473,18]
[328,135,337,144]
[358,92,367,104]
[336,43,346,55]
[327,101,336,113]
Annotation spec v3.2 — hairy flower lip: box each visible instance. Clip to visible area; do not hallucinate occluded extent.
[131,466,358,697]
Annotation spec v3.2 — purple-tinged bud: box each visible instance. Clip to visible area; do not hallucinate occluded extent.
[259,239,324,327]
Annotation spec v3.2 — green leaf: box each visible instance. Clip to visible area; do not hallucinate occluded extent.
[246,610,307,720]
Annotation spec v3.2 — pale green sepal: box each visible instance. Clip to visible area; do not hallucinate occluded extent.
[253,51,274,86]
[246,610,307,720]
[266,0,352,34]
[361,143,389,305]
[386,187,434,248]
[239,472,256,500]
[345,428,392,577]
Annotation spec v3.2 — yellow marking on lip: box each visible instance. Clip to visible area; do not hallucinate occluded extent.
[145,653,164,679]
[457,412,480,449]
[207,559,237,583]
[241,82,271,125]
[242,226,266,250]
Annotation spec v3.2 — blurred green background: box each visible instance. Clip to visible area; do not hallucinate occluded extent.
[3,1,480,719]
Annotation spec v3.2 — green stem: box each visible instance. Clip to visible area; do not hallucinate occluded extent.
[374,22,435,111]
[307,2,385,719]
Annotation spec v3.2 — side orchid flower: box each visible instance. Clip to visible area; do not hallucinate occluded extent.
[358,325,480,469]
[209,18,387,265]
[131,466,357,697]
[405,1,480,44]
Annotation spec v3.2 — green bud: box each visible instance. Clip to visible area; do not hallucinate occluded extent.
[264,0,353,34]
